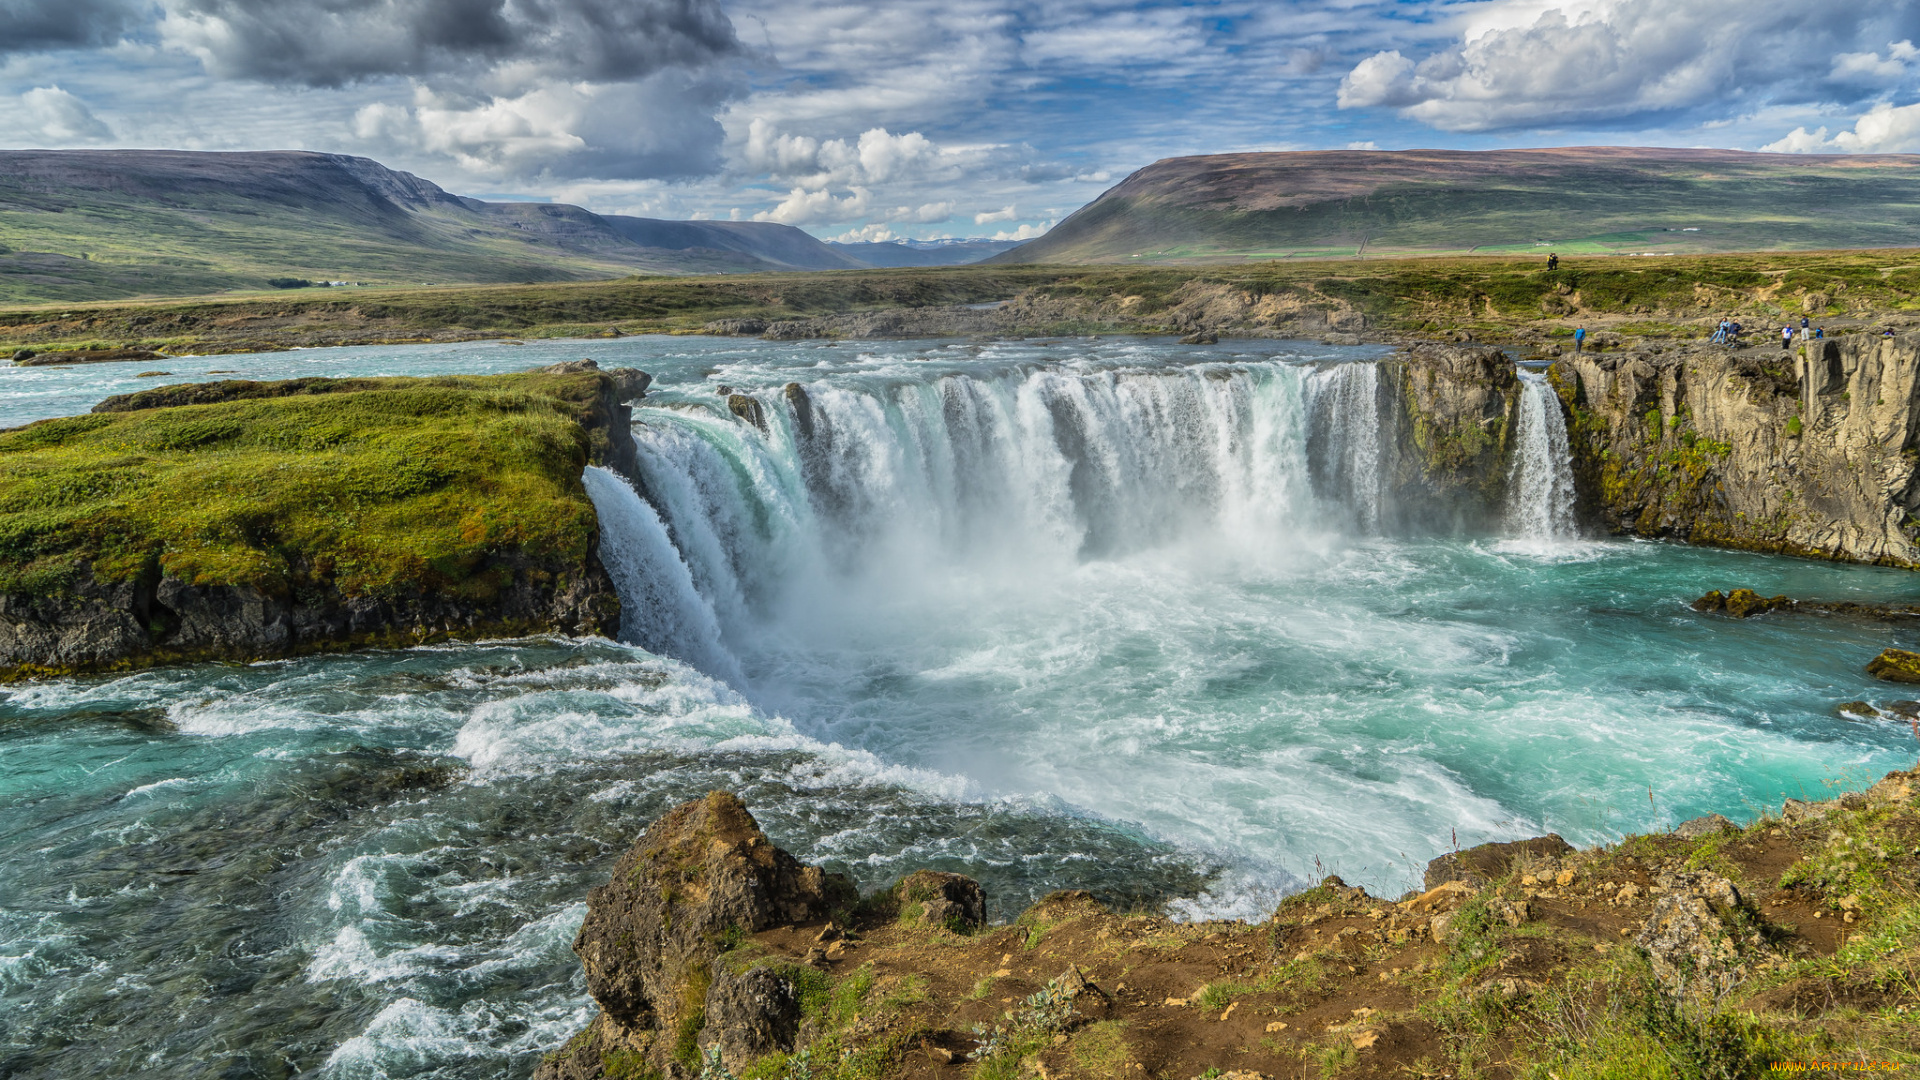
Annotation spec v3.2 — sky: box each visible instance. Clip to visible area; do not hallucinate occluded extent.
[5,0,1920,242]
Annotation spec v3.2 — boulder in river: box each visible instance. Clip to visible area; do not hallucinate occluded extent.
[1868,648,1920,683]
[538,792,858,1079]
[1692,589,1792,618]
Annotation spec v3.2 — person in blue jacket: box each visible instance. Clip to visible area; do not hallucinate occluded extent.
[1574,327,1586,354]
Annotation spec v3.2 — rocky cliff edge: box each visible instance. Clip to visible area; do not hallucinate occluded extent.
[539,775,1920,1079]
[0,361,650,679]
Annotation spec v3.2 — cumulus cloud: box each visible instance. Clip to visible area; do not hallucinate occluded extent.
[1831,40,1920,83]
[158,0,741,90]
[1337,0,1920,132]
[13,86,113,142]
[992,222,1049,241]
[0,0,143,52]
[753,185,872,226]
[1764,101,1920,153]
[973,205,1016,224]
[835,223,896,242]
[740,119,950,187]
[352,71,735,179]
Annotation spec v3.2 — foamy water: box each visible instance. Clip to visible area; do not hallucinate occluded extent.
[3,335,1917,1078]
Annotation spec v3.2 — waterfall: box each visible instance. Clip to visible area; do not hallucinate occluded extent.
[1506,370,1578,540]
[579,359,1431,677]
[581,466,744,684]
[1303,362,1385,532]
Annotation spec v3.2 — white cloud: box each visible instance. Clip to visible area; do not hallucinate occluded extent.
[992,221,1050,240]
[835,223,896,242]
[1763,101,1920,153]
[1336,0,1912,132]
[974,205,1016,224]
[752,185,872,225]
[739,119,950,186]
[1345,140,1380,150]
[13,85,112,142]
[1831,41,1920,83]
[350,73,733,179]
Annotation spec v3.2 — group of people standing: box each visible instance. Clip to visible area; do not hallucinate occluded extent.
[1709,316,1825,348]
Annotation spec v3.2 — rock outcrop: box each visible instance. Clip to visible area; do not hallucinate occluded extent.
[1549,334,1920,565]
[1382,345,1523,532]
[1423,834,1574,890]
[0,362,647,679]
[538,792,858,1079]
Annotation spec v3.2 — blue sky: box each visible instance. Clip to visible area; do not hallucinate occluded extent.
[5,0,1920,241]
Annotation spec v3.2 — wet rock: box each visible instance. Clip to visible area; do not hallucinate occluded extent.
[1673,814,1736,838]
[1835,701,1879,721]
[608,368,651,401]
[541,792,856,1079]
[762,319,824,341]
[1868,648,1920,683]
[1692,589,1792,618]
[887,870,988,932]
[1636,871,1748,998]
[1178,331,1219,345]
[726,393,767,431]
[1424,834,1574,889]
[782,383,814,440]
[701,962,801,1070]
[704,318,768,336]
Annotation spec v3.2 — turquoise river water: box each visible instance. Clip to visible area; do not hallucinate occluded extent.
[3,336,1918,1078]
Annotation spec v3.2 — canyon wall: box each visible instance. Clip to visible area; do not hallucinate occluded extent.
[1547,333,1920,565]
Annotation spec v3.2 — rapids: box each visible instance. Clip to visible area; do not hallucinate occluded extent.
[2,335,1917,1079]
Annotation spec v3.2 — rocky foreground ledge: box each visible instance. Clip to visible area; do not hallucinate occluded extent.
[537,780,1920,1080]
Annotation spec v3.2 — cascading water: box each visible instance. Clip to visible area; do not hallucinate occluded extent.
[1505,369,1579,541]
[1303,361,1385,532]
[622,362,1338,650]
[8,336,1920,1080]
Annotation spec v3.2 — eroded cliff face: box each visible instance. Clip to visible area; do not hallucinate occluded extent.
[1385,345,1522,532]
[1549,334,1920,565]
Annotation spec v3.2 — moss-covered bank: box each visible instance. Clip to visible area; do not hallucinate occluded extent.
[0,361,648,679]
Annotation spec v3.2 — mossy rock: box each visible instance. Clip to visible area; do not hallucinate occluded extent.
[1867,648,1920,683]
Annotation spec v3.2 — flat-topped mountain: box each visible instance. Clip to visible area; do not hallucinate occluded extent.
[993,147,1920,263]
[0,149,866,303]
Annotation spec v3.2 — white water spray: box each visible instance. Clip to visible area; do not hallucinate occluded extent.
[1506,370,1578,540]
[1303,362,1385,532]
[581,466,744,684]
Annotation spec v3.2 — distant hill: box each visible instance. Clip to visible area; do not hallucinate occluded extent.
[0,150,865,303]
[991,147,1920,264]
[828,238,1024,267]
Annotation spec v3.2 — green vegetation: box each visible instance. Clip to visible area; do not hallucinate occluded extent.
[0,370,607,599]
[11,247,1920,359]
[1003,150,1920,265]
[0,151,849,304]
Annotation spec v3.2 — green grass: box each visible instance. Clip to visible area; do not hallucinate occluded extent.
[1007,153,1920,265]
[11,249,1920,357]
[0,369,607,602]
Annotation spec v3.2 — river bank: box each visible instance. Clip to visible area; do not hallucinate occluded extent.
[535,783,1920,1079]
[8,251,1920,361]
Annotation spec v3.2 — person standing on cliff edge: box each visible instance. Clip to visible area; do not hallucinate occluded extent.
[1548,253,1559,271]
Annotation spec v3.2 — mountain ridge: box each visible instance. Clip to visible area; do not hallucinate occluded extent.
[0,149,865,302]
[993,146,1920,264]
